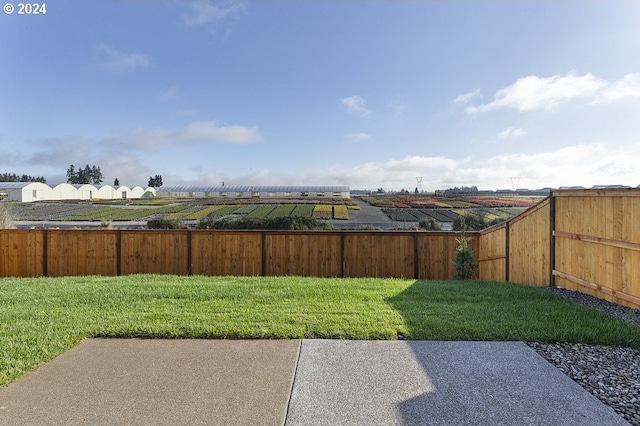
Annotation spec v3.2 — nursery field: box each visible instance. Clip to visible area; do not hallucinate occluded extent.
[367,194,539,224]
[365,194,542,209]
[380,207,525,223]
[7,199,360,222]
[5,194,538,227]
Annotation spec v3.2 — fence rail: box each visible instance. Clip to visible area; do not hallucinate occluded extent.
[0,229,470,280]
[476,188,640,309]
[2,187,640,309]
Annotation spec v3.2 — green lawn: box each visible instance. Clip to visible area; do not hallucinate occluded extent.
[1,275,639,388]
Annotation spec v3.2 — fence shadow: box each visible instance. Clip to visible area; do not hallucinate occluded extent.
[384,280,625,425]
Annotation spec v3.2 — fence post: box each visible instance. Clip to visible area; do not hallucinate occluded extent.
[505,222,510,282]
[187,230,192,276]
[116,230,122,276]
[340,232,345,278]
[261,231,266,277]
[413,233,419,279]
[42,229,48,277]
[549,192,556,287]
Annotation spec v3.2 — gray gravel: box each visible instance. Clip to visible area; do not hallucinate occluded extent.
[528,288,640,425]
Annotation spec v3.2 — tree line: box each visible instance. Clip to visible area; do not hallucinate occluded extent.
[0,173,47,183]
[3,165,163,188]
[66,164,104,185]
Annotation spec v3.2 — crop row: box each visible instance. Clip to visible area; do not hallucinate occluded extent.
[246,205,277,218]
[312,205,333,220]
[333,205,349,220]
[382,208,418,222]
[382,208,464,223]
[267,205,295,219]
[13,201,355,222]
[9,203,100,221]
[419,209,459,222]
[55,205,191,221]
[166,205,227,221]
[291,204,314,217]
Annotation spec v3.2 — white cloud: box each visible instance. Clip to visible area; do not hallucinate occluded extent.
[498,127,526,138]
[129,121,262,151]
[293,155,460,191]
[466,72,640,114]
[477,143,640,189]
[452,89,481,105]
[182,121,261,144]
[199,144,640,191]
[16,135,640,192]
[182,0,246,27]
[341,95,371,118]
[94,44,153,72]
[596,73,640,102]
[345,133,370,143]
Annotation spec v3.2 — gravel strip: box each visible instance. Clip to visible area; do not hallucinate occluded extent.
[527,288,640,425]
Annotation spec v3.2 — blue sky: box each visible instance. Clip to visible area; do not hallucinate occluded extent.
[2,1,640,191]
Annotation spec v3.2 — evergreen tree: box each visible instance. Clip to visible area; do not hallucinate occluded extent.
[148,174,163,188]
[114,177,120,186]
[0,173,45,183]
[90,165,103,185]
[66,165,77,184]
[75,165,91,184]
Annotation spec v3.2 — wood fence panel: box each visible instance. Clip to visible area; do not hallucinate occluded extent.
[508,199,550,287]
[46,230,118,277]
[190,231,262,276]
[553,190,640,308]
[415,233,463,280]
[343,233,415,278]
[264,232,342,277]
[478,224,506,282]
[622,195,640,305]
[120,231,188,275]
[0,229,43,277]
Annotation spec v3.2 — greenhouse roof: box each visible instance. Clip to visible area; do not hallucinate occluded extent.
[157,185,349,193]
[0,182,46,189]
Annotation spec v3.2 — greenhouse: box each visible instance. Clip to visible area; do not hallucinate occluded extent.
[0,182,156,202]
[156,185,350,199]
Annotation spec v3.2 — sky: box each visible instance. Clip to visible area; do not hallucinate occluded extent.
[2,1,640,192]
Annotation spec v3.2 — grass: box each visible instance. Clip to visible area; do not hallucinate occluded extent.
[1,276,639,389]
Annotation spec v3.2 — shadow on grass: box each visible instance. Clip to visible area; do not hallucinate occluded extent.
[384,280,636,425]
[386,279,640,345]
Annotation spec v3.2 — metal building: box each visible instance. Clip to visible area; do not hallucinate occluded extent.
[156,185,350,199]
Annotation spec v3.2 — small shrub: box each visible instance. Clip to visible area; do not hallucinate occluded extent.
[452,236,478,280]
[419,218,441,231]
[196,215,336,230]
[453,212,488,231]
[147,217,184,229]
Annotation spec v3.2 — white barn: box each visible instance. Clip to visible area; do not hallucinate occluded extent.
[156,185,351,199]
[0,182,156,202]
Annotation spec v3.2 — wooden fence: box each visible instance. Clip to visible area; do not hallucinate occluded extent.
[0,229,471,280]
[477,188,640,309]
[2,187,640,309]
[552,189,640,309]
